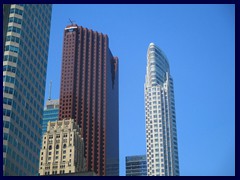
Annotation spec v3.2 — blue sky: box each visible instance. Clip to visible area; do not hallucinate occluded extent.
[45,4,235,176]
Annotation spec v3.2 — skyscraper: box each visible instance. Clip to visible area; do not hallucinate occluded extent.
[126,155,147,176]
[59,24,119,176]
[144,43,179,176]
[3,4,52,175]
[42,99,59,140]
[38,119,85,176]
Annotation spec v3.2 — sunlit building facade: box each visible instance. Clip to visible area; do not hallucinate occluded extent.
[144,43,179,176]
[38,119,85,176]
[59,24,119,176]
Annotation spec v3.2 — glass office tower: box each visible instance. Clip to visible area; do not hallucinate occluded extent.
[144,43,179,176]
[3,4,52,175]
[126,155,147,176]
[41,99,59,139]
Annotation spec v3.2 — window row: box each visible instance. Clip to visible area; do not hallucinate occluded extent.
[9,16,22,25]
[10,7,23,15]
[7,26,21,34]
[3,97,13,106]
[3,55,18,63]
[3,86,15,95]
[3,65,16,74]
[3,75,16,84]
[6,35,20,44]
[5,45,19,53]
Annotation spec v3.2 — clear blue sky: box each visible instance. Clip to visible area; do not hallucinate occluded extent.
[45,4,235,176]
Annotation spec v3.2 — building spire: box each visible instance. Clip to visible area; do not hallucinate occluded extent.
[48,80,52,101]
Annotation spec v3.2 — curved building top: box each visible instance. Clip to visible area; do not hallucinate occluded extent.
[145,43,170,86]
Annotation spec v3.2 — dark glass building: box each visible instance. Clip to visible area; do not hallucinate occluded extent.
[126,155,147,176]
[59,24,119,176]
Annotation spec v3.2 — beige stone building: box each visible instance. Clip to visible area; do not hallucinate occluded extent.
[38,119,85,175]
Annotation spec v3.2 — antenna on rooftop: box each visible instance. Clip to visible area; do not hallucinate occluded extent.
[69,18,75,25]
[48,80,52,101]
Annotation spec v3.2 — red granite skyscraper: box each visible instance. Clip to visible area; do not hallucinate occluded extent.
[59,24,119,176]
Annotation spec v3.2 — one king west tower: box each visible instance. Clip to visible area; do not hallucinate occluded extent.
[144,43,179,176]
[59,24,119,176]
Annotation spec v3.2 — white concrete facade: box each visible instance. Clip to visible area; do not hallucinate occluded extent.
[144,43,179,176]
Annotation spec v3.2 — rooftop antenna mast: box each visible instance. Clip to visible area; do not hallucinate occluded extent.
[69,18,75,25]
[48,80,52,101]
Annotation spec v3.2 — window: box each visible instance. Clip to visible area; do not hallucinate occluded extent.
[5,45,19,53]
[3,65,16,73]
[48,145,52,150]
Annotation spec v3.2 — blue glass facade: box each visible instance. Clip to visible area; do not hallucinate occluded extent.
[126,155,147,176]
[3,4,52,176]
[41,100,59,138]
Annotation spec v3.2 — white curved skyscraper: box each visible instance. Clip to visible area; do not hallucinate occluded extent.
[144,43,179,176]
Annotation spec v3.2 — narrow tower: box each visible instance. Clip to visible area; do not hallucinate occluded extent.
[144,43,179,176]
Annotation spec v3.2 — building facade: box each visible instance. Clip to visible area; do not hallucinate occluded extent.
[144,43,180,176]
[3,4,52,175]
[39,119,85,176]
[42,99,59,139]
[126,155,147,176]
[3,4,11,53]
[58,24,119,176]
